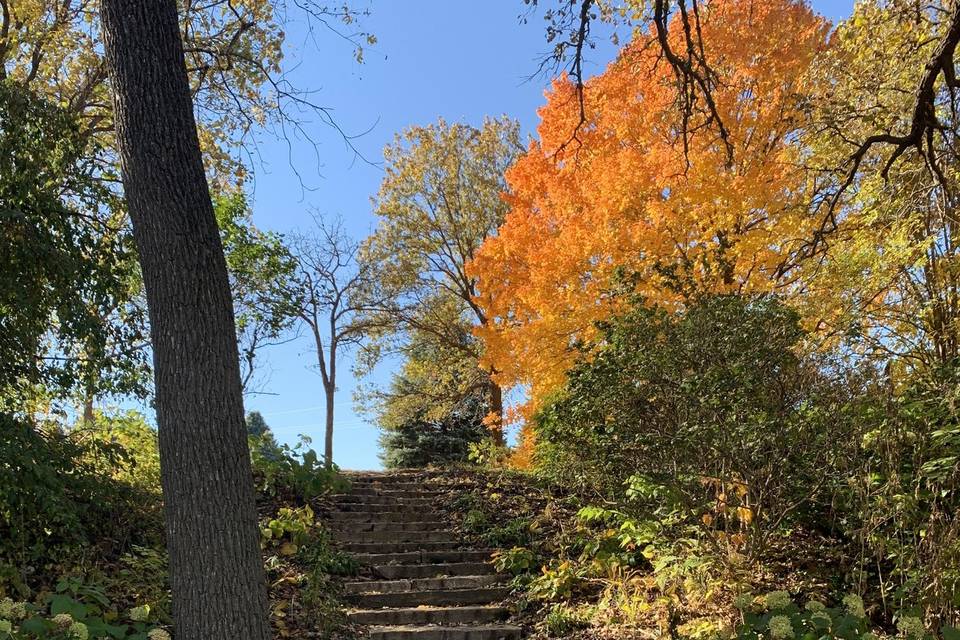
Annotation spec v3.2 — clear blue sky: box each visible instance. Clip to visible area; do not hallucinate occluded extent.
[244,0,855,470]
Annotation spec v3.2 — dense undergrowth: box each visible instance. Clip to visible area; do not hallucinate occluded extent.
[450,296,960,640]
[0,413,355,640]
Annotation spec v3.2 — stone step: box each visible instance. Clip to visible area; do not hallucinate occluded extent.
[331,494,439,506]
[349,487,446,498]
[342,541,462,554]
[372,562,495,580]
[343,574,503,594]
[364,624,522,640]
[346,586,512,609]
[330,520,448,532]
[347,605,509,626]
[348,481,433,490]
[349,470,443,478]
[332,502,442,514]
[350,549,495,566]
[335,529,457,544]
[327,510,444,522]
[343,480,440,490]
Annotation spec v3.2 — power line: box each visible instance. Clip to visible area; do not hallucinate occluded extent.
[268,421,376,431]
[255,403,353,417]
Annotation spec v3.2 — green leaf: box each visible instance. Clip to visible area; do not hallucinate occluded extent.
[49,593,87,619]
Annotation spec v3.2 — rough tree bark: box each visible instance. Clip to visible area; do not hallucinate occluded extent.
[99,2,271,639]
[488,378,505,447]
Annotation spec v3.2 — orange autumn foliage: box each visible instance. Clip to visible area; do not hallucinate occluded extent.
[468,0,829,422]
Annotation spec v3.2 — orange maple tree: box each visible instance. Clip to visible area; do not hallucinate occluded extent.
[468,0,829,435]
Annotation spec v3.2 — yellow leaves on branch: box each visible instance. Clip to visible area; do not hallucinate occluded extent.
[0,0,288,183]
[468,0,829,415]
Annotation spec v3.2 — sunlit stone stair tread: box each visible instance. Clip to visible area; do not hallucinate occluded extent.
[371,562,495,579]
[364,624,522,640]
[347,605,509,626]
[343,574,503,594]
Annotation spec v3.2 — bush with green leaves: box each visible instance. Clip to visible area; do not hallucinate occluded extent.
[0,577,168,640]
[534,294,862,562]
[259,505,357,577]
[258,504,356,636]
[492,547,538,576]
[843,361,960,624]
[539,603,592,637]
[734,590,960,640]
[735,591,873,640]
[99,547,169,624]
[249,433,348,501]
[466,439,510,467]
[0,80,147,410]
[462,509,533,548]
[0,416,161,595]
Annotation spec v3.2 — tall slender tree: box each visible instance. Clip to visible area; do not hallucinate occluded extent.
[99,2,270,639]
[289,215,371,469]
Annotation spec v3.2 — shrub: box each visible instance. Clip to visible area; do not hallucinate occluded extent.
[0,578,167,640]
[0,415,161,594]
[735,591,877,640]
[844,361,960,624]
[539,603,592,637]
[249,434,347,501]
[258,504,356,637]
[534,295,862,562]
[100,547,169,623]
[466,439,510,467]
[492,547,538,575]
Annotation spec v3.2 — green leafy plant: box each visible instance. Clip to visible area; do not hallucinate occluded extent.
[735,592,872,640]
[0,581,168,640]
[535,295,862,564]
[492,547,538,575]
[250,434,348,501]
[101,547,169,622]
[0,416,161,594]
[539,602,592,637]
[260,505,316,555]
[467,440,510,467]
[527,560,589,602]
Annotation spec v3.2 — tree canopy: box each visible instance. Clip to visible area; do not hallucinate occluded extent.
[357,116,523,437]
[0,81,147,412]
[470,0,829,416]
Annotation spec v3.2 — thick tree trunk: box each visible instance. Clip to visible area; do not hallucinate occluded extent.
[99,3,271,639]
[488,378,505,447]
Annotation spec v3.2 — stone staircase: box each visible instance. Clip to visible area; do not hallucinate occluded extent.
[327,471,522,640]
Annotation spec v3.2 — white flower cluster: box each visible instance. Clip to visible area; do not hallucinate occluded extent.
[809,610,831,627]
[897,616,926,639]
[734,592,755,610]
[768,614,794,639]
[51,612,75,628]
[842,593,866,619]
[68,621,89,640]
[763,590,793,611]
[129,605,150,622]
[804,600,826,612]
[0,599,26,620]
